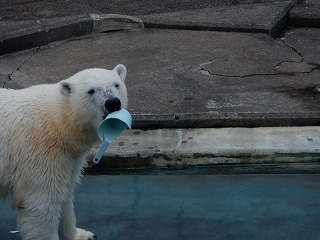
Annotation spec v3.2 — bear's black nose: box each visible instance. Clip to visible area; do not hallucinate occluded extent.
[105,97,121,112]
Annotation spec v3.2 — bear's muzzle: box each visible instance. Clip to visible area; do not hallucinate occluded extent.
[105,97,121,113]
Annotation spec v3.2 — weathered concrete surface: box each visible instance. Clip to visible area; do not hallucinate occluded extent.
[86,127,320,174]
[0,0,297,21]
[141,1,296,37]
[1,29,319,128]
[0,0,301,55]
[91,14,144,33]
[2,174,320,240]
[289,0,320,27]
[281,28,320,66]
[0,14,144,55]
[0,73,8,88]
[0,15,93,55]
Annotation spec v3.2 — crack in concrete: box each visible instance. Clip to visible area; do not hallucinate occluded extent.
[7,46,40,83]
[280,37,304,59]
[199,65,316,78]
[1,72,11,88]
[42,34,95,50]
[278,38,320,74]
[2,75,10,88]
[198,39,319,78]
[43,38,72,49]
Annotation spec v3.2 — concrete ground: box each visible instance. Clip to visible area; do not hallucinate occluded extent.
[0,0,320,171]
[87,127,320,174]
[2,174,320,240]
[1,1,320,129]
[1,1,320,239]
[0,0,298,21]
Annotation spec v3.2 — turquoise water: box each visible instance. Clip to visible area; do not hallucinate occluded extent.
[2,174,320,240]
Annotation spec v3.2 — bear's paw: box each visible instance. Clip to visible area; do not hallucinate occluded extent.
[75,228,97,240]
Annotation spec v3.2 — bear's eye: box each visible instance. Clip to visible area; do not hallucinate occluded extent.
[115,84,119,88]
[88,89,95,95]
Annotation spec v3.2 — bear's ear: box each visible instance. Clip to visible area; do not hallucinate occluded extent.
[60,80,72,97]
[113,64,127,82]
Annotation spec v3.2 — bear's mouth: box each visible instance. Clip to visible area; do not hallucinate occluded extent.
[102,110,110,120]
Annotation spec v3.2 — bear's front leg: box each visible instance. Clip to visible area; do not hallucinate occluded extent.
[17,203,61,240]
[59,197,97,240]
[75,228,97,240]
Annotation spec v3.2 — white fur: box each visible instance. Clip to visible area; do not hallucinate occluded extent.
[0,65,128,240]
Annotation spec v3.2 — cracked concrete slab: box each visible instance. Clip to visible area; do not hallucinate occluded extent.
[195,35,301,78]
[0,48,37,75]
[0,73,8,88]
[0,47,41,88]
[0,14,144,56]
[3,80,24,89]
[281,28,320,66]
[0,29,319,128]
[275,61,317,74]
[141,1,295,37]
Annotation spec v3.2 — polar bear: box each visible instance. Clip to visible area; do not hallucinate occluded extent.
[0,64,128,240]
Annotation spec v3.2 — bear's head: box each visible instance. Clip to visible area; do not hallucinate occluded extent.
[59,64,128,129]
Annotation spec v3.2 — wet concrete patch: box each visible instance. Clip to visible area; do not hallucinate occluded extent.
[87,127,320,174]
